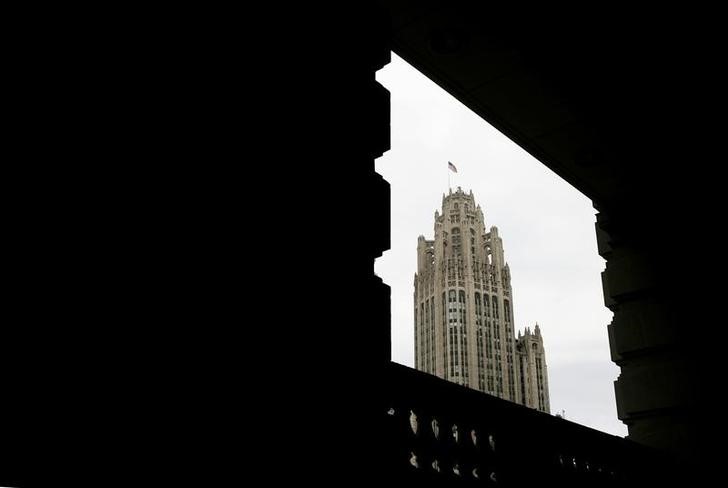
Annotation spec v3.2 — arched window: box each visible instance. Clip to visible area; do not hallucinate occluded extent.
[424,299,430,372]
[430,299,435,371]
[442,292,447,375]
[452,227,462,255]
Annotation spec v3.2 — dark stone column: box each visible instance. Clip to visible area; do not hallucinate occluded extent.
[286,5,392,481]
[596,209,700,474]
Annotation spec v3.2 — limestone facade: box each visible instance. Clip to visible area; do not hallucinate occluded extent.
[414,187,550,413]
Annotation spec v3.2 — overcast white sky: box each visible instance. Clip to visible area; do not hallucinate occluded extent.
[374,53,627,437]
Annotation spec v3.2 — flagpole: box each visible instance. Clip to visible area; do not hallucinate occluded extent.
[448,162,451,190]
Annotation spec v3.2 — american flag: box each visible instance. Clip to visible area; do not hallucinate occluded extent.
[448,161,458,173]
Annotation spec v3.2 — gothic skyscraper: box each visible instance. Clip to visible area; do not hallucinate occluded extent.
[414,187,550,413]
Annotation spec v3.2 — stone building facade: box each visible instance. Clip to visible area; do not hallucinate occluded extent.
[414,187,550,413]
[516,324,550,413]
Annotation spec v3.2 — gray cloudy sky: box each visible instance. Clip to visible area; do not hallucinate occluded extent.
[374,53,627,437]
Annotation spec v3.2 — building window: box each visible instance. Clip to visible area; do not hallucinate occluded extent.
[452,227,462,254]
[442,292,447,375]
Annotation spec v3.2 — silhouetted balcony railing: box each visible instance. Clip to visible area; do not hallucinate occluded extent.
[383,362,672,486]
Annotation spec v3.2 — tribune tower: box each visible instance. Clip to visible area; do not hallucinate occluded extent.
[414,187,550,412]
